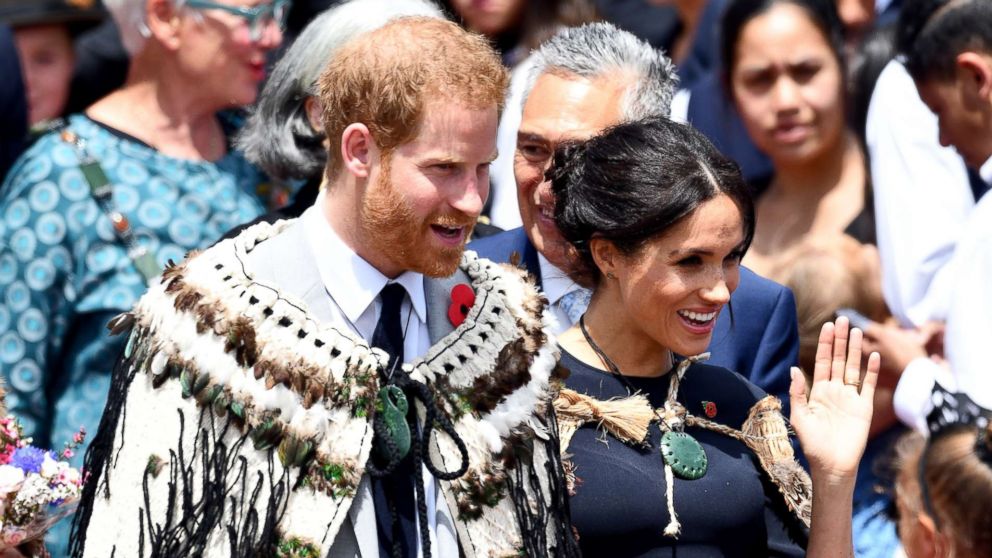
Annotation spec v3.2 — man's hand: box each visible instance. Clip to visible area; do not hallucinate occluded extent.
[790,317,880,485]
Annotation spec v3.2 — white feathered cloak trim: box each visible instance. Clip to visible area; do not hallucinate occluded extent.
[71,220,576,558]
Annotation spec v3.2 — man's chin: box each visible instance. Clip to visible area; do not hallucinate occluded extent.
[413,245,465,278]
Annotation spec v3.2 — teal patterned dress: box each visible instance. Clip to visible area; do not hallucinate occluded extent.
[0,114,267,458]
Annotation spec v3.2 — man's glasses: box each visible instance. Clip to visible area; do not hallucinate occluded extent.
[185,0,291,41]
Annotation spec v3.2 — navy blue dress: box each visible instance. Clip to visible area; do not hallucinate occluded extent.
[562,350,807,557]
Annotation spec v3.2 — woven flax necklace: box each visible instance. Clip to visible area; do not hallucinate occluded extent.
[579,316,709,537]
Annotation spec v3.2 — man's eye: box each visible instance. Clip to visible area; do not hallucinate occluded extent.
[677,256,702,267]
[432,163,455,172]
[519,144,549,161]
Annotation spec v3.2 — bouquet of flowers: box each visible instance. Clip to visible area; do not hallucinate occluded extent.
[0,415,85,553]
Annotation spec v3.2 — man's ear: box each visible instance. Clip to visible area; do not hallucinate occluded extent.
[146,0,182,50]
[956,51,992,101]
[340,123,374,179]
[304,96,323,133]
[589,237,620,280]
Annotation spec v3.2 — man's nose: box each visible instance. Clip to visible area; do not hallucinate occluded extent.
[450,174,486,217]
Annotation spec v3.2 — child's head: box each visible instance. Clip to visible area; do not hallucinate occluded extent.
[766,234,887,373]
[906,0,992,169]
[894,423,992,558]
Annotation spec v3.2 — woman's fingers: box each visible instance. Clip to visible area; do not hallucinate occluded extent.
[812,321,835,384]
[789,366,809,418]
[844,327,864,387]
[860,352,881,401]
[831,316,850,383]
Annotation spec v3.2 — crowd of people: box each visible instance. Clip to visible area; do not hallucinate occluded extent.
[0,0,989,557]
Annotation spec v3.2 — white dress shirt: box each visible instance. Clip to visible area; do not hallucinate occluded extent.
[893,188,992,431]
[867,60,977,327]
[301,196,449,557]
[538,252,588,335]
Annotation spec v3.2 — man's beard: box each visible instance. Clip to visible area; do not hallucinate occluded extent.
[360,160,475,278]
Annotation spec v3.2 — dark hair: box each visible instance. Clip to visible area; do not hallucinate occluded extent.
[895,0,954,56]
[720,0,847,92]
[549,116,755,286]
[905,0,992,82]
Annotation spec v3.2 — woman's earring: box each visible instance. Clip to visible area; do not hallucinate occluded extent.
[606,272,616,280]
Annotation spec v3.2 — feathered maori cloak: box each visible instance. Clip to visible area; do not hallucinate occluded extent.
[69,220,577,558]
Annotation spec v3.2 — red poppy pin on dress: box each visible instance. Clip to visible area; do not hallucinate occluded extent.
[448,284,476,327]
[701,401,718,418]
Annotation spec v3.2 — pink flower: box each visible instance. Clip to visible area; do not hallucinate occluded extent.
[62,449,74,459]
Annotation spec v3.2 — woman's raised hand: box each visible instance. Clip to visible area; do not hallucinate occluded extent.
[789,316,880,484]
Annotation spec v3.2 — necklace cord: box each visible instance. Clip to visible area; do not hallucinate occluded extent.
[577,315,688,537]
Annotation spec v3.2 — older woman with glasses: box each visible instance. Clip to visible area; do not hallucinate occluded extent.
[0,2,283,552]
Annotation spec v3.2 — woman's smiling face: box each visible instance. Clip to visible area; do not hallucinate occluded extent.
[601,194,746,358]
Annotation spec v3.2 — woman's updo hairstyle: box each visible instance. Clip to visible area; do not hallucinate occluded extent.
[549,116,754,286]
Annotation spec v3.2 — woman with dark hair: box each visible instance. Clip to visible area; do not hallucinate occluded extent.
[720,0,875,276]
[550,116,879,556]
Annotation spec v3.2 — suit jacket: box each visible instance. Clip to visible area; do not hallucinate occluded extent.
[248,221,464,558]
[469,228,800,403]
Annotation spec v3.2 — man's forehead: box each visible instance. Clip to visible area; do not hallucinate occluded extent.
[519,71,628,141]
[398,99,499,159]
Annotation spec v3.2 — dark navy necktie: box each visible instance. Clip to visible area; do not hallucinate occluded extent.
[370,283,419,557]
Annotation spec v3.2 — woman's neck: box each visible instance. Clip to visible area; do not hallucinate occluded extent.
[559,289,674,378]
[770,131,863,199]
[85,52,227,162]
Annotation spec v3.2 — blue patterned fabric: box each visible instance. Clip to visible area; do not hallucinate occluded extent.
[0,113,267,457]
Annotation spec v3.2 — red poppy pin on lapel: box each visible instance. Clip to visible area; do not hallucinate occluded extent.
[448,284,476,327]
[701,401,718,418]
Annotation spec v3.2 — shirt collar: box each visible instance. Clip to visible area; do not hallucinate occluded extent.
[537,251,584,305]
[302,192,427,325]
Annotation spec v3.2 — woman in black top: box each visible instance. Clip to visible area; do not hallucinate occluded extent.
[548,116,879,556]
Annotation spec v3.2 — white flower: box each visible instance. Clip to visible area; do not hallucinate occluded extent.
[63,467,81,485]
[40,453,59,479]
[0,465,25,495]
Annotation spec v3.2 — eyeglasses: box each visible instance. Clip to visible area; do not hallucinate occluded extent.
[185,0,291,41]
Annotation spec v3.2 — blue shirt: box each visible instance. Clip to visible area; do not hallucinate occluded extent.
[0,114,267,457]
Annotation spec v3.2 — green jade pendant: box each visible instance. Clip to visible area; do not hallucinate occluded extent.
[660,430,708,480]
[374,385,411,461]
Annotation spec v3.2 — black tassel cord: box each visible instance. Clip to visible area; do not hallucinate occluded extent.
[505,404,581,558]
[365,373,471,558]
[71,326,580,558]
[69,329,294,558]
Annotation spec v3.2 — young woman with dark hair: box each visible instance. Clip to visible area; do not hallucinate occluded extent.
[549,116,879,556]
[720,0,875,276]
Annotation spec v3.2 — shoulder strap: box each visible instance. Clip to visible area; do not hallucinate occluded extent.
[59,127,162,282]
